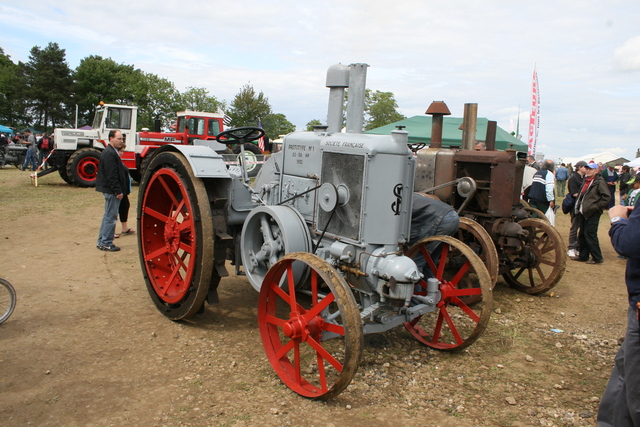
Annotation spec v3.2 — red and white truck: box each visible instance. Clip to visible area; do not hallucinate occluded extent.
[44,103,266,187]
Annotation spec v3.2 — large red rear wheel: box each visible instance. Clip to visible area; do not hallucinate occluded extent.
[258,253,363,400]
[138,151,215,320]
[405,236,492,351]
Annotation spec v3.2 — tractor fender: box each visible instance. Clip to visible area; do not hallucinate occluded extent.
[154,144,235,179]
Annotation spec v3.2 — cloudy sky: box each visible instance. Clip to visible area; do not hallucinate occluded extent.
[2,0,639,162]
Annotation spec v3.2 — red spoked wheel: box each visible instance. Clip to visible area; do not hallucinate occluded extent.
[404,236,492,351]
[258,252,363,400]
[138,151,215,320]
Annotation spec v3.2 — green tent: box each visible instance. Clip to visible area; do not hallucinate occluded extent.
[365,116,527,151]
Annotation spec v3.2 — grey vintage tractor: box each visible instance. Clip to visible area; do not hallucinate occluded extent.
[137,64,492,399]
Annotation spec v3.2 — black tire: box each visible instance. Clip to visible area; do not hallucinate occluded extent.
[233,143,263,177]
[137,151,215,320]
[66,148,101,187]
[58,167,73,184]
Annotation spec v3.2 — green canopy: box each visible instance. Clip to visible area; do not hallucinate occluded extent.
[365,116,527,151]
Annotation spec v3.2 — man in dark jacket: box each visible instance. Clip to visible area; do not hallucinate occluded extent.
[601,164,619,208]
[597,204,640,426]
[566,161,588,259]
[619,165,632,203]
[527,159,556,214]
[95,130,128,252]
[573,163,610,264]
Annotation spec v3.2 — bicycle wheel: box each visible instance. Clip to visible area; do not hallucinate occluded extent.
[0,278,16,324]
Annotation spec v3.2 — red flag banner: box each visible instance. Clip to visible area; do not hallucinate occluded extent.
[527,67,539,156]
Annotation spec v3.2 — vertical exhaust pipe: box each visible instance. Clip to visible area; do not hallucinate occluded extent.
[325,64,350,133]
[485,120,497,151]
[461,103,478,151]
[425,101,451,149]
[345,63,369,133]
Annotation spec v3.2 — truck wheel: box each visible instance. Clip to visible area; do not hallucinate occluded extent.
[233,143,263,177]
[137,151,215,320]
[67,148,101,187]
[58,167,73,184]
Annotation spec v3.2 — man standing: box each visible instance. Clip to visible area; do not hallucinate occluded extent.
[527,155,540,170]
[95,130,128,252]
[597,204,640,426]
[567,161,588,259]
[555,163,569,198]
[602,163,619,209]
[20,129,38,171]
[619,165,632,205]
[527,159,556,215]
[574,163,610,264]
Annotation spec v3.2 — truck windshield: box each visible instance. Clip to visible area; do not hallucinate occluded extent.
[92,110,104,130]
[188,118,205,135]
[105,108,133,129]
[177,117,186,133]
[208,119,221,136]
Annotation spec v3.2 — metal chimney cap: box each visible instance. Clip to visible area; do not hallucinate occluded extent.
[326,63,350,88]
[425,101,451,116]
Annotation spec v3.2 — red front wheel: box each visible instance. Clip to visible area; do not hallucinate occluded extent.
[258,253,363,400]
[405,236,492,351]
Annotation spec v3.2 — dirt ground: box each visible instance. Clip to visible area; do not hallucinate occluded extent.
[0,167,629,427]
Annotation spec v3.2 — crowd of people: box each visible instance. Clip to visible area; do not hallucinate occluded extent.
[523,155,640,424]
[0,130,54,170]
[524,156,640,265]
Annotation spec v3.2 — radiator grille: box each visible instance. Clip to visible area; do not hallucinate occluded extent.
[317,152,365,241]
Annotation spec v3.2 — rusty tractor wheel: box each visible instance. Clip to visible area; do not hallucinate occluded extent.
[137,151,215,320]
[66,148,101,187]
[258,252,363,400]
[503,218,566,295]
[523,207,549,222]
[404,236,492,351]
[457,217,499,287]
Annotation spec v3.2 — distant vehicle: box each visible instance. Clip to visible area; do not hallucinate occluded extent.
[42,104,266,187]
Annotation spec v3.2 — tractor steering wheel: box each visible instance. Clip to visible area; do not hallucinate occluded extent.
[216,127,265,147]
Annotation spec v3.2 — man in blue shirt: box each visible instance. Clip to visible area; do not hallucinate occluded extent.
[597,204,640,426]
[555,163,569,198]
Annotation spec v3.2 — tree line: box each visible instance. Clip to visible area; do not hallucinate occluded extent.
[0,42,405,139]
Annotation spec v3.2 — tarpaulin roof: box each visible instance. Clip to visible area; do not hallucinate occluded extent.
[365,115,528,151]
[563,152,630,167]
[0,124,14,135]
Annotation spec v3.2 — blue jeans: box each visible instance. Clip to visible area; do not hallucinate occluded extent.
[412,210,460,280]
[22,149,38,171]
[97,193,121,247]
[597,305,640,426]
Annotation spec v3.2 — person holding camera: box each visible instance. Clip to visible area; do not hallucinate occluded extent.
[597,204,640,426]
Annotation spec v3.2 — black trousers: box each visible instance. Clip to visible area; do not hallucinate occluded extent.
[577,212,603,262]
[118,194,130,223]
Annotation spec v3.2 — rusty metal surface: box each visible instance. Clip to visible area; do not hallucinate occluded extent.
[453,149,523,218]
[414,148,456,203]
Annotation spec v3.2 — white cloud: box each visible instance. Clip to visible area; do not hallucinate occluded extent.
[614,36,640,71]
